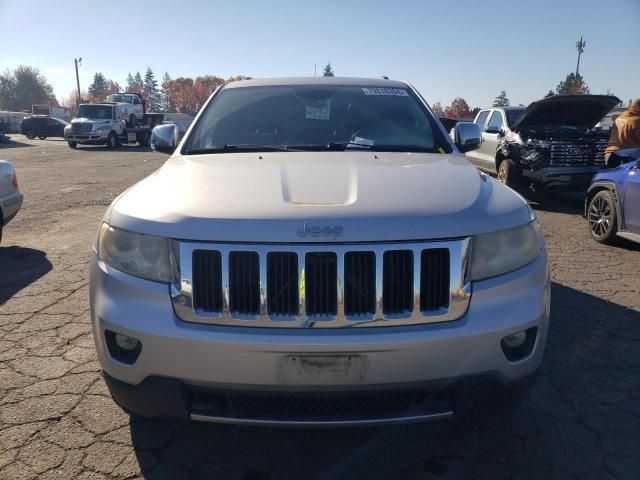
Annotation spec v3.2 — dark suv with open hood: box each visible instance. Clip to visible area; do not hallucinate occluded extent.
[467,95,619,195]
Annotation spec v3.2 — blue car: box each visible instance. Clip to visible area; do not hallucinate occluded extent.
[586,149,640,244]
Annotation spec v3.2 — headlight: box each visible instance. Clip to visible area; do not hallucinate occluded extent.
[470,221,541,281]
[98,224,172,282]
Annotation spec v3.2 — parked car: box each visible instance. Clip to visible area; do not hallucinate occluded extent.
[0,160,23,244]
[91,77,549,426]
[104,93,145,127]
[20,115,69,140]
[467,95,619,195]
[585,149,640,244]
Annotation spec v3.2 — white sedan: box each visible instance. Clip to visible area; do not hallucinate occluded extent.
[0,160,23,243]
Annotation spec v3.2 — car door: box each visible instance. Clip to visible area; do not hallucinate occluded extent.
[476,110,504,171]
[46,118,62,136]
[622,161,640,233]
[465,110,490,163]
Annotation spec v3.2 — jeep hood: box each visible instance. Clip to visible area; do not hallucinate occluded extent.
[108,152,532,242]
[511,95,620,131]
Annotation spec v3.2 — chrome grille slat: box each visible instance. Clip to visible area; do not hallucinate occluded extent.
[549,140,607,166]
[172,239,472,328]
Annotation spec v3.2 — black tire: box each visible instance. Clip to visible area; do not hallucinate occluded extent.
[68,141,77,149]
[128,114,137,128]
[587,190,618,244]
[106,132,120,149]
[38,135,47,140]
[137,132,150,147]
[25,130,35,140]
[497,158,522,190]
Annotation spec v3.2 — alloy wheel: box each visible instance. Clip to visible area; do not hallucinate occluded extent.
[589,196,612,237]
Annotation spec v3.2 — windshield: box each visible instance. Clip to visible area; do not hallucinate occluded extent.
[505,108,525,127]
[77,105,113,120]
[106,94,131,103]
[184,85,452,154]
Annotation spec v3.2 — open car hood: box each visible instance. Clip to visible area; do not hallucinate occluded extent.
[511,95,620,131]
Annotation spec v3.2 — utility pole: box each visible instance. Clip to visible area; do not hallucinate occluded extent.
[314,64,317,77]
[575,36,586,77]
[74,58,82,105]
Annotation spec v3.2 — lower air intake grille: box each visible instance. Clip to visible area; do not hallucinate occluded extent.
[192,250,223,313]
[383,250,414,315]
[305,252,337,316]
[229,251,260,315]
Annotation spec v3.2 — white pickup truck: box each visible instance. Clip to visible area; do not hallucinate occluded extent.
[104,93,145,127]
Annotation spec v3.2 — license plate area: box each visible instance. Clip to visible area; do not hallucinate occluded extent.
[279,354,367,385]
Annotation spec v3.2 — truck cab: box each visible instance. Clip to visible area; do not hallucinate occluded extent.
[65,104,125,149]
[104,93,145,126]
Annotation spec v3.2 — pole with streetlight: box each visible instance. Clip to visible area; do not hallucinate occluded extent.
[74,57,82,106]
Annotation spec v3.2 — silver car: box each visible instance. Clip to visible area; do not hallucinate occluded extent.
[0,160,23,244]
[91,77,550,426]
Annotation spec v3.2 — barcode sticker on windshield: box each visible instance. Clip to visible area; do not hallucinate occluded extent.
[362,88,409,96]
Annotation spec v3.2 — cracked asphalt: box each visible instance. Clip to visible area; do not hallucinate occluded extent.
[0,135,639,480]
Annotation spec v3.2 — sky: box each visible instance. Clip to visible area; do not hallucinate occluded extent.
[1,0,638,108]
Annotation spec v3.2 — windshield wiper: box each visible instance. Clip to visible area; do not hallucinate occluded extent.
[185,144,295,155]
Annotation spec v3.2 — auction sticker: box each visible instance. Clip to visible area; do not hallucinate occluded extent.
[362,87,409,96]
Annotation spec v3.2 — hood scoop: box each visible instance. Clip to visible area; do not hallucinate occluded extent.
[281,163,357,206]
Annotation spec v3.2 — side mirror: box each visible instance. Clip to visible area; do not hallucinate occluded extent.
[453,122,482,153]
[151,124,177,154]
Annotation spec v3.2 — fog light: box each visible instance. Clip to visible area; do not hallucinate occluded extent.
[503,331,527,349]
[115,333,139,351]
[501,327,537,362]
[105,330,142,364]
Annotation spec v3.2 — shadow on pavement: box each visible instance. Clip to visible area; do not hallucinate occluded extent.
[529,191,585,215]
[0,139,35,149]
[0,246,52,303]
[128,281,640,480]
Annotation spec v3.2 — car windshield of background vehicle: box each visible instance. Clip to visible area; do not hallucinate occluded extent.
[78,105,113,120]
[106,94,129,103]
[184,85,453,154]
[505,108,525,127]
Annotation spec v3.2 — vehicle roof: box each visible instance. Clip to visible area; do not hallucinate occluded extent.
[223,76,408,89]
[79,103,115,107]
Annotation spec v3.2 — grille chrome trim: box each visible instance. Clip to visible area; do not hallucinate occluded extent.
[171,239,471,328]
[549,140,607,166]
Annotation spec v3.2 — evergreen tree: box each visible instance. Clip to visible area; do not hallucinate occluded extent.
[492,90,510,107]
[88,73,108,99]
[134,72,144,90]
[322,63,335,77]
[555,72,589,95]
[125,73,135,91]
[144,67,160,110]
[544,90,555,98]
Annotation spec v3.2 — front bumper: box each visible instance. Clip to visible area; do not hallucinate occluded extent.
[90,249,550,425]
[65,131,109,143]
[523,165,602,191]
[1,190,23,224]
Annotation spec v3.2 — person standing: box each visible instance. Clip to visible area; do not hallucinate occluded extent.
[605,99,640,160]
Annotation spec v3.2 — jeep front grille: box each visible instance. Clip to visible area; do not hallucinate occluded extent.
[174,239,471,328]
[549,140,607,166]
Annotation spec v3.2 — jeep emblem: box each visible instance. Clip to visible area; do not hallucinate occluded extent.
[296,222,344,239]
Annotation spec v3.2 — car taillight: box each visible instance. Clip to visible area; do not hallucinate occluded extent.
[12,174,18,189]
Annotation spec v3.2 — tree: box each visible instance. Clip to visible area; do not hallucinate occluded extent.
[493,90,510,107]
[444,97,473,120]
[431,102,445,117]
[88,72,107,99]
[0,66,55,111]
[159,72,174,113]
[322,63,335,77]
[544,90,555,98]
[555,72,589,95]
[470,107,481,118]
[144,67,161,111]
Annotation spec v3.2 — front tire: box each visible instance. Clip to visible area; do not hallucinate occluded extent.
[68,141,77,149]
[106,132,119,149]
[25,130,35,140]
[38,135,47,140]
[497,158,522,190]
[128,114,137,128]
[588,190,618,244]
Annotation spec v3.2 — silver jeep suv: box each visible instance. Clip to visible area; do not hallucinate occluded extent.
[90,77,550,426]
